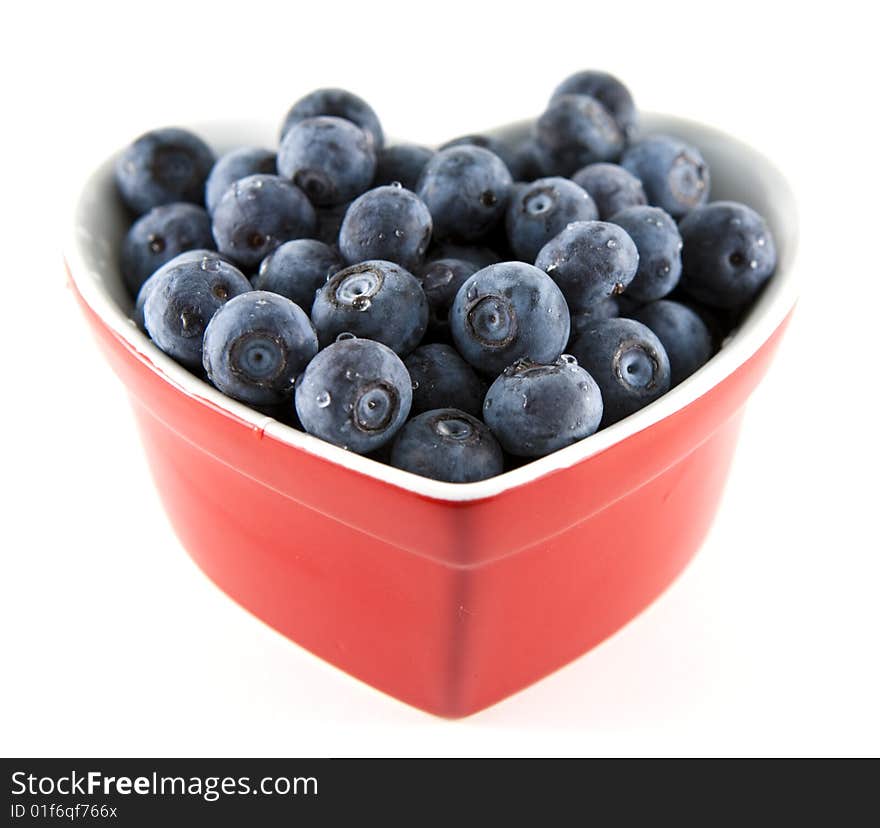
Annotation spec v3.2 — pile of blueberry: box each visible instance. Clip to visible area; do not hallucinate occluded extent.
[118,71,777,483]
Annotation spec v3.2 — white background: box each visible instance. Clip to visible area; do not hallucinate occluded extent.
[2,0,878,757]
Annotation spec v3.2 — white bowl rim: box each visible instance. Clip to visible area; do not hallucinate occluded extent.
[65,113,799,503]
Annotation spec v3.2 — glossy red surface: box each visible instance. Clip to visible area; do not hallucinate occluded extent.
[72,271,791,716]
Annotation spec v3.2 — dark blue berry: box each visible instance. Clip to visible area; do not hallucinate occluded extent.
[277,116,376,207]
[534,95,624,176]
[313,202,350,246]
[505,177,598,262]
[439,134,517,174]
[450,262,570,376]
[202,291,318,406]
[252,239,342,310]
[568,318,670,426]
[632,299,714,387]
[211,174,316,271]
[417,146,512,242]
[621,135,710,218]
[311,260,428,355]
[416,258,479,337]
[572,162,647,220]
[120,203,214,297]
[115,127,214,216]
[483,357,603,456]
[535,220,639,311]
[374,144,435,190]
[506,139,545,182]
[404,344,486,417]
[570,297,620,342]
[338,185,433,270]
[143,257,251,369]
[551,70,637,139]
[295,338,411,454]
[204,147,276,214]
[134,249,226,330]
[390,409,503,483]
[280,88,384,150]
[610,205,682,302]
[678,201,777,308]
[426,243,500,269]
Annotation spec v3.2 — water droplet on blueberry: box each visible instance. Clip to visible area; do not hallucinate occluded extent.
[316,391,332,408]
[435,417,473,441]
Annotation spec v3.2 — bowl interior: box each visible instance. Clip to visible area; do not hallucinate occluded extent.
[66,113,798,502]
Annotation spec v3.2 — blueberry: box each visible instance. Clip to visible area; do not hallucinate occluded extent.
[439,134,517,174]
[568,318,671,426]
[311,260,428,355]
[505,177,598,262]
[204,147,276,214]
[550,70,638,139]
[609,205,682,302]
[404,344,486,417]
[134,274,157,332]
[506,139,545,182]
[277,116,376,207]
[120,203,214,297]
[280,88,384,150]
[143,257,251,369]
[211,174,316,271]
[202,291,318,406]
[390,409,503,483]
[252,239,342,310]
[616,293,644,318]
[631,299,714,387]
[570,297,620,341]
[450,262,570,376]
[314,202,351,246]
[295,338,411,454]
[417,145,513,242]
[678,201,777,308]
[115,127,215,216]
[374,144,435,191]
[338,185,433,270]
[535,220,639,311]
[416,258,479,337]
[483,357,603,457]
[621,135,710,218]
[534,94,624,176]
[572,163,647,220]
[133,249,226,331]
[426,243,500,269]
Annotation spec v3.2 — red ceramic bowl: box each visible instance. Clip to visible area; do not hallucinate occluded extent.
[65,114,798,717]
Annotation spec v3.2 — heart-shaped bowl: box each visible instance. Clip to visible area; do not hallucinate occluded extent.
[66,113,797,717]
